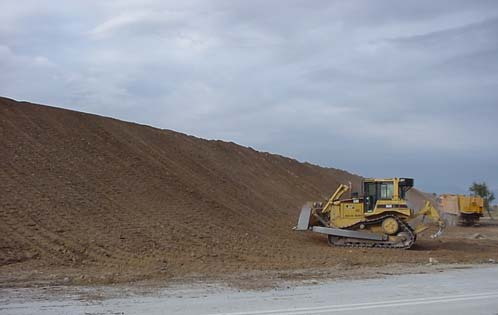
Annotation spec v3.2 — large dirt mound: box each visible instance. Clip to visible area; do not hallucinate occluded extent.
[0,97,361,280]
[1,96,497,285]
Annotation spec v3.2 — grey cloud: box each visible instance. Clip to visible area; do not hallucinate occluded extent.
[1,0,498,198]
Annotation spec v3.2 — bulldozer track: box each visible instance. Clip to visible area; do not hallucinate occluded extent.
[327,215,416,249]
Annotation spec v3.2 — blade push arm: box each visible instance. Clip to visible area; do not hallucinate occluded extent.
[321,184,349,214]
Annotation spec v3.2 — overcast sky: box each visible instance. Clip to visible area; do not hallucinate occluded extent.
[1,1,497,197]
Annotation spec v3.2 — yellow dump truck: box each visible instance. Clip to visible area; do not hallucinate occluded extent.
[438,194,484,226]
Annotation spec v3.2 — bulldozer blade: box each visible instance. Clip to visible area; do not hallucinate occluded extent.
[294,202,312,231]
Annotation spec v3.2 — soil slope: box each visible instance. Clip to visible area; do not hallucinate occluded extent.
[1,97,497,285]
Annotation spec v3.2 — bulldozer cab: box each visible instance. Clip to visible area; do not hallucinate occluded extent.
[363,178,414,213]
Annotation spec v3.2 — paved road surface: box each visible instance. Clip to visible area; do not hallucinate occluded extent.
[2,266,498,314]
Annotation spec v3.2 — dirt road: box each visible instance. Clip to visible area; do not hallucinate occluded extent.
[2,265,498,314]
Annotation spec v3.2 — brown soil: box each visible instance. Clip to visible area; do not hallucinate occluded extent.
[1,96,498,287]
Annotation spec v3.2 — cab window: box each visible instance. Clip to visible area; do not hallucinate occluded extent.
[380,182,394,199]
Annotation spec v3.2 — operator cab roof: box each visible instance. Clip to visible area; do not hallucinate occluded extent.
[363,177,414,187]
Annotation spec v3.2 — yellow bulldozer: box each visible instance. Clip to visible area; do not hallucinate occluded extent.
[295,178,445,249]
